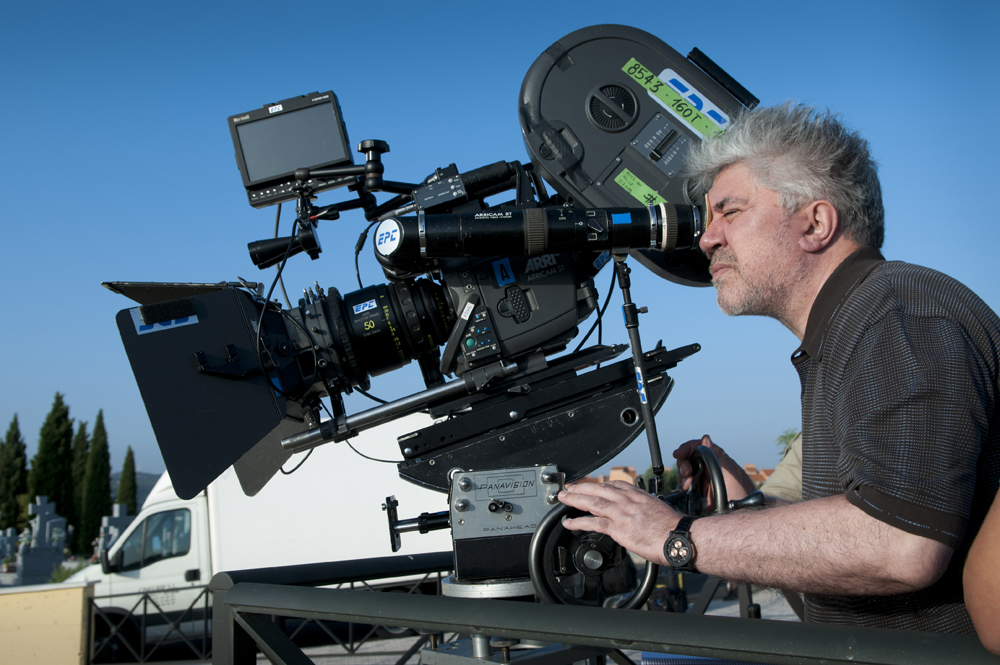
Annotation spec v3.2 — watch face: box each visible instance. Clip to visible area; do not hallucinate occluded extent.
[667,534,693,566]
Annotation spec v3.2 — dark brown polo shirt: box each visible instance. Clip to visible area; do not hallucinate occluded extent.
[793,246,1000,632]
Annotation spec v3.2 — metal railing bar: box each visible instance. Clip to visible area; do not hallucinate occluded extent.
[89,599,143,662]
[285,615,309,641]
[211,551,453,590]
[312,617,352,653]
[90,584,211,601]
[392,634,430,665]
[140,590,205,659]
[233,611,314,665]
[222,584,999,665]
[609,648,637,665]
[89,589,213,663]
[689,576,723,615]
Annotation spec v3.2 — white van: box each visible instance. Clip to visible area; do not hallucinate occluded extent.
[68,414,453,657]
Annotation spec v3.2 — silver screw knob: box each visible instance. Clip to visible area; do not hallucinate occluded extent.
[540,472,554,483]
[583,550,604,570]
[457,477,472,492]
[509,410,520,420]
[455,499,470,512]
[546,492,559,504]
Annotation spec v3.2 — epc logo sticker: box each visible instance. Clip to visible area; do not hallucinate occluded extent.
[375,220,401,256]
[353,299,377,315]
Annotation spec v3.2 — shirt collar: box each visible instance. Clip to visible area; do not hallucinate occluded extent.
[794,245,885,362]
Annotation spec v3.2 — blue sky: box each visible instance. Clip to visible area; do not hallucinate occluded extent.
[2,1,997,487]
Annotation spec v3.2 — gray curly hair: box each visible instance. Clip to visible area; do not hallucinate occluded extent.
[684,102,884,248]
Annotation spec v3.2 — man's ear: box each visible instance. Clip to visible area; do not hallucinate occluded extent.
[798,200,839,253]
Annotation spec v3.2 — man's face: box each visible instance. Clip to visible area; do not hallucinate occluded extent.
[699,163,806,320]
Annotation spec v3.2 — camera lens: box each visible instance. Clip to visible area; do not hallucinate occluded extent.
[326,280,454,386]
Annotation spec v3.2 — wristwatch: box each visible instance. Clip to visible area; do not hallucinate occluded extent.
[663,516,697,571]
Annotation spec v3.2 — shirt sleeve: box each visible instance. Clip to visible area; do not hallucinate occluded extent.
[836,309,993,548]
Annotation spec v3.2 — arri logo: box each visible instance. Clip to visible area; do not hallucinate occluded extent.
[525,254,557,272]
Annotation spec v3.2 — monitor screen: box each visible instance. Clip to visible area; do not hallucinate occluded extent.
[236,103,350,184]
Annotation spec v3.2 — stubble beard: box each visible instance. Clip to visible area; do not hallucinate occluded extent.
[710,243,808,323]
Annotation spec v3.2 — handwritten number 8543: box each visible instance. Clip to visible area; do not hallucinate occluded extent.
[628,64,663,93]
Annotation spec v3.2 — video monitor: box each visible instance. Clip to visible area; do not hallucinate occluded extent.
[228,91,354,208]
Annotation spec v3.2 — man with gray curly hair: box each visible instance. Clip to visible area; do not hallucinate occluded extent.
[560,103,1000,633]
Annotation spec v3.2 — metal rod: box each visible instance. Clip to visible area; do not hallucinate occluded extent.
[281,361,517,453]
[614,259,665,482]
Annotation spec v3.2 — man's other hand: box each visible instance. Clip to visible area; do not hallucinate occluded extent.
[558,480,682,565]
[674,435,758,511]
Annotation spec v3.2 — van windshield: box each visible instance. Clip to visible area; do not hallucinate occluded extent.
[118,508,191,572]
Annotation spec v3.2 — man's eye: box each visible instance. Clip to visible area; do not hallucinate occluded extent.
[723,209,739,218]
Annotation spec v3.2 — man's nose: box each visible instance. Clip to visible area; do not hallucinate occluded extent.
[700,213,723,255]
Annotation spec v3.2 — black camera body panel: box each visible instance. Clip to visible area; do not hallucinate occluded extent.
[519,25,752,286]
[438,254,594,374]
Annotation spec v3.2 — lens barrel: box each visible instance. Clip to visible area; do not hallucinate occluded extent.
[372,205,704,260]
[326,280,454,386]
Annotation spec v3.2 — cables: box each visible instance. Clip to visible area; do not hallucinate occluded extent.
[345,440,401,464]
[274,203,292,309]
[573,267,617,352]
[319,400,401,464]
[354,220,380,290]
[254,220,303,397]
[356,388,388,405]
[279,448,313,475]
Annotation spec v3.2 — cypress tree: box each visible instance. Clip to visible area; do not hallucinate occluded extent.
[80,410,112,554]
[30,394,74,521]
[0,415,29,531]
[70,422,90,551]
[117,446,137,516]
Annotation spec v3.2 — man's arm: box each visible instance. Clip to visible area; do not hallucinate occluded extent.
[964,491,1000,655]
[560,482,953,595]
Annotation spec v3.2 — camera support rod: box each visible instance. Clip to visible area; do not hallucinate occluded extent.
[280,360,519,454]
[614,256,666,493]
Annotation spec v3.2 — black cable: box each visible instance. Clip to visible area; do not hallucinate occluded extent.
[574,267,617,352]
[279,448,314,475]
[356,388,389,405]
[317,400,401,464]
[355,220,379,289]
[276,307,319,390]
[254,221,303,397]
[274,203,292,309]
[345,440,401,464]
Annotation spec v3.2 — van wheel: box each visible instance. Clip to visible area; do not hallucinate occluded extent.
[92,615,140,663]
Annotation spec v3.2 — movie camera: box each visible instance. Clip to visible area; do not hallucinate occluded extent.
[105,25,759,606]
